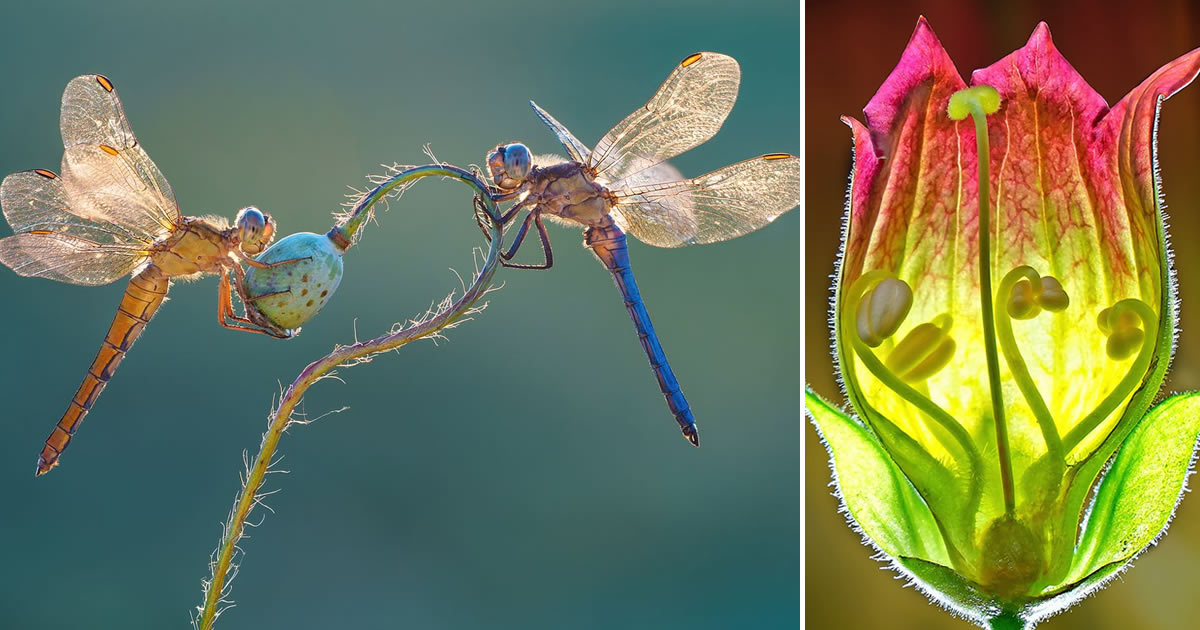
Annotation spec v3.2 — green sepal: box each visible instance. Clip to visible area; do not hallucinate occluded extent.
[896,555,1127,629]
[804,387,949,564]
[1066,391,1200,583]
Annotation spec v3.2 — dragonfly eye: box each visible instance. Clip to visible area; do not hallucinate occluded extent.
[236,206,275,255]
[487,143,531,190]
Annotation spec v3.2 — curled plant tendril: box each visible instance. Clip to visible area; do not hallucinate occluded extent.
[194,164,504,629]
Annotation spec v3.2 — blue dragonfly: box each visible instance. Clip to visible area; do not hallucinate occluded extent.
[482,52,800,445]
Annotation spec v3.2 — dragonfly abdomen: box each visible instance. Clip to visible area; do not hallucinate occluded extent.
[585,219,699,446]
[36,265,169,476]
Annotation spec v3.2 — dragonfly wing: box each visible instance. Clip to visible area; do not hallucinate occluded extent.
[0,231,146,286]
[2,170,158,245]
[59,144,179,237]
[59,75,181,226]
[529,101,591,163]
[610,153,800,248]
[588,52,740,183]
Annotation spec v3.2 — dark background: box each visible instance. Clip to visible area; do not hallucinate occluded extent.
[806,1,1200,628]
[0,1,800,628]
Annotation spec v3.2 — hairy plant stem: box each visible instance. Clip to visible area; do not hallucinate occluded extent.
[195,164,503,629]
[986,611,1027,630]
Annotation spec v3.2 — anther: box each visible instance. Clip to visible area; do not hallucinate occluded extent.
[855,276,912,347]
[885,314,956,382]
[1098,303,1148,361]
[1006,273,1069,320]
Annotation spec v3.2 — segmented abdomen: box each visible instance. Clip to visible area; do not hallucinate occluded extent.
[35,265,169,476]
[585,217,699,446]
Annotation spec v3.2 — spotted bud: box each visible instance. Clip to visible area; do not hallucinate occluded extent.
[855,277,913,347]
[885,314,956,382]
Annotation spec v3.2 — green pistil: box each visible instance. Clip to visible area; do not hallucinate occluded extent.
[949,86,1014,514]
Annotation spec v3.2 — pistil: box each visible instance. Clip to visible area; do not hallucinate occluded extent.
[948,86,1014,514]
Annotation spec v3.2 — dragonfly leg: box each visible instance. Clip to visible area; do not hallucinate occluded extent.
[502,210,536,260]
[474,194,528,243]
[474,195,495,243]
[242,255,312,270]
[218,269,292,339]
[499,198,533,226]
[490,188,525,204]
[501,212,553,270]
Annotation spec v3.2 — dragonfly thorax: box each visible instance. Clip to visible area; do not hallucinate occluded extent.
[150,218,233,277]
[527,161,613,226]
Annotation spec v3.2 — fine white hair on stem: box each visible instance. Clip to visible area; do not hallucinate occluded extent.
[195,164,505,630]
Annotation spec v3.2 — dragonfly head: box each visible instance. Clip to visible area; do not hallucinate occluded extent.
[236,206,277,256]
[487,142,532,191]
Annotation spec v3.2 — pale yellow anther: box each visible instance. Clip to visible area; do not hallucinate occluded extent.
[1097,307,1139,335]
[1007,279,1041,320]
[1106,328,1144,361]
[885,314,956,382]
[1007,273,1069,319]
[1037,276,1069,312]
[856,276,912,347]
[1098,303,1148,361]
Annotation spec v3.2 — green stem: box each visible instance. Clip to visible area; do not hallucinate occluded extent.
[986,610,1027,630]
[1062,298,1158,454]
[994,266,1064,459]
[196,164,504,630]
[332,164,492,247]
[967,100,1015,515]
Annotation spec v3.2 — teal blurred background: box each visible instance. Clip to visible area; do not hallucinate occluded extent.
[0,1,799,628]
[807,1,1200,628]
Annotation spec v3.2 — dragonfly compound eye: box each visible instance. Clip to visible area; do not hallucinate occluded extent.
[236,206,273,254]
[503,143,532,182]
[487,143,530,190]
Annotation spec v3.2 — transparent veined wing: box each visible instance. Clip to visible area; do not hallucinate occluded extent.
[529,101,591,164]
[59,144,179,237]
[589,52,740,184]
[2,169,159,246]
[0,231,148,286]
[610,154,800,248]
[59,74,181,227]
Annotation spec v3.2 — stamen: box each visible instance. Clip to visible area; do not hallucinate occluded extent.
[1007,274,1069,321]
[885,314,956,382]
[1008,279,1041,320]
[1037,276,1069,312]
[995,266,1070,458]
[841,271,983,512]
[855,276,912,347]
[1061,298,1158,454]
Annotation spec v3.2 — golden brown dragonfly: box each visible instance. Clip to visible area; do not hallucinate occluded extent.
[0,75,305,476]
